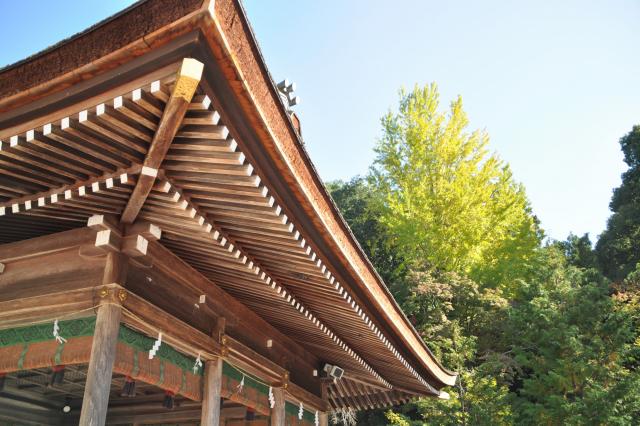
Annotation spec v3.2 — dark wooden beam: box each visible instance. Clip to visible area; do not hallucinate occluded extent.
[286,381,328,413]
[0,247,105,302]
[121,288,327,411]
[0,224,110,328]
[226,336,286,385]
[120,58,204,224]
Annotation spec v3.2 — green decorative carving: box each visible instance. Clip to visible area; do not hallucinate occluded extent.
[117,325,203,376]
[223,361,269,395]
[0,317,96,347]
[1,320,282,394]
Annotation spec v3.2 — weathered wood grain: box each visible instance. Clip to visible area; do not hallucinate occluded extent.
[201,358,223,425]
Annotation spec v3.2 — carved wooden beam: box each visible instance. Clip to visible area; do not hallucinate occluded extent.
[121,58,204,224]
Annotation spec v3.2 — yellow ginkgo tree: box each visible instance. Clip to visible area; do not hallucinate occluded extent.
[371,83,541,291]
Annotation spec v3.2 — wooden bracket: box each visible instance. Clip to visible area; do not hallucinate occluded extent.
[123,221,160,268]
[121,234,149,257]
[125,221,162,241]
[88,214,124,255]
[95,229,122,253]
[220,333,229,357]
[87,215,160,269]
[88,214,122,235]
[120,58,204,224]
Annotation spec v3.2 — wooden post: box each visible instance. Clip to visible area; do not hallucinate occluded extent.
[79,302,122,426]
[201,357,223,425]
[271,387,286,426]
[319,380,329,426]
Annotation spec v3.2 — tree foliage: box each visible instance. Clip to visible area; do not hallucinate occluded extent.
[506,247,640,425]
[371,84,540,291]
[327,85,640,425]
[326,178,408,299]
[596,125,640,282]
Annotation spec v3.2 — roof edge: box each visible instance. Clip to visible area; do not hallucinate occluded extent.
[0,0,205,113]
[205,0,457,387]
[0,0,150,74]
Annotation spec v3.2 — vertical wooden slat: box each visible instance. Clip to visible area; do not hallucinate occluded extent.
[79,303,121,426]
[201,357,223,425]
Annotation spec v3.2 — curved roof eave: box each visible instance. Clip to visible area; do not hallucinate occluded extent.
[0,0,458,390]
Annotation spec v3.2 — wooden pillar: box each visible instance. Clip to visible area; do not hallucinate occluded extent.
[319,380,329,426]
[319,412,329,426]
[79,302,122,426]
[201,357,223,425]
[271,387,286,426]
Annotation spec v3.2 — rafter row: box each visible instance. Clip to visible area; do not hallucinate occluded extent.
[149,177,392,389]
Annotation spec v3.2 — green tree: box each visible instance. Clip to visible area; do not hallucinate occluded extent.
[596,125,640,282]
[371,83,540,292]
[327,178,408,300]
[556,233,598,270]
[505,246,640,425]
[329,180,513,426]
[328,86,640,426]
[398,270,513,426]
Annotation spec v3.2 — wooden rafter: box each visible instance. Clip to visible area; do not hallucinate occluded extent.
[142,177,392,390]
[120,58,204,224]
[153,90,442,391]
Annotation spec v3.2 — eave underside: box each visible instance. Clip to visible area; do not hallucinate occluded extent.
[0,0,456,409]
[0,66,434,409]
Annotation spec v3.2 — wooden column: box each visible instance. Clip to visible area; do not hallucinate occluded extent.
[201,357,224,425]
[271,387,286,426]
[79,302,122,426]
[319,381,329,426]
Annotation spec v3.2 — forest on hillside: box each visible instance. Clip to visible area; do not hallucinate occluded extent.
[328,84,640,425]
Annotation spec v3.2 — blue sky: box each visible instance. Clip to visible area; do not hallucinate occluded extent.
[1,1,638,241]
